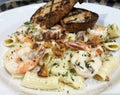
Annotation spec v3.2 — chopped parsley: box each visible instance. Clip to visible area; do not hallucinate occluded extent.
[70,53,73,58]
[34,36,39,40]
[53,63,59,68]
[68,60,71,63]
[21,30,26,36]
[58,72,61,76]
[24,21,30,26]
[84,60,95,74]
[71,76,74,81]
[30,27,37,31]
[87,52,91,57]
[102,37,110,43]
[62,72,68,77]
[75,61,84,69]
[82,52,91,57]
[89,60,95,63]
[70,68,76,74]
[105,59,109,61]
[63,65,65,68]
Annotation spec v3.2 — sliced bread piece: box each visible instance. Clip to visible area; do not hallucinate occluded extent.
[61,8,99,32]
[30,0,77,29]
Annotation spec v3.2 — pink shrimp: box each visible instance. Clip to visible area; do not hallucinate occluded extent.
[4,46,45,74]
[65,41,90,51]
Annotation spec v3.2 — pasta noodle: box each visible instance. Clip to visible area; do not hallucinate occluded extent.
[104,42,120,51]
[50,65,68,76]
[94,56,119,81]
[107,24,120,38]
[4,35,18,47]
[59,75,84,89]
[22,72,60,90]
[12,74,24,79]
[40,49,53,66]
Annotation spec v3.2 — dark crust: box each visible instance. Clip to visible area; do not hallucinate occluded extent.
[30,0,77,29]
[61,8,99,33]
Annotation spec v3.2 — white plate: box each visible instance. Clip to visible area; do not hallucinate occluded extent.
[0,2,120,95]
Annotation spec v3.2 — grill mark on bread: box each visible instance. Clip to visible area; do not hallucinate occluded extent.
[30,0,76,29]
[50,0,54,15]
[62,9,92,24]
[61,0,70,5]
[61,8,99,32]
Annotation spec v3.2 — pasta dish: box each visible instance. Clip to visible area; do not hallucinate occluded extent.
[3,22,120,90]
[2,0,120,91]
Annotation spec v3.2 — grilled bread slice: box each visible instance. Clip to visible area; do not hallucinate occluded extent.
[61,8,99,32]
[30,0,77,29]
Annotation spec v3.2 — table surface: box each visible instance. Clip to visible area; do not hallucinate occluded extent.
[0,0,120,12]
[0,1,120,95]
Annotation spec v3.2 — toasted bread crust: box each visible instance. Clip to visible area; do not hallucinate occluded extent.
[30,0,77,29]
[61,8,99,32]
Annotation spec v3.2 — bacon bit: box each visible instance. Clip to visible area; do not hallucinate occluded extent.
[105,76,110,81]
[31,42,38,49]
[87,35,100,48]
[52,40,66,57]
[37,64,48,77]
[96,48,103,55]
[43,31,52,41]
[44,41,53,48]
[24,35,32,42]
[37,46,45,51]
[42,31,66,41]
[15,57,22,63]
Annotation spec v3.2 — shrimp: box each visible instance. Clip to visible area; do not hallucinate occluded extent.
[4,45,45,74]
[14,25,29,42]
[85,25,108,47]
[88,25,108,41]
[71,49,102,78]
[14,25,41,43]
[65,41,90,51]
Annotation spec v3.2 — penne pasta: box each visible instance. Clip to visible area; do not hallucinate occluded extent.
[104,42,120,51]
[4,35,18,47]
[12,74,24,79]
[107,24,120,38]
[40,49,53,66]
[22,72,60,90]
[50,65,68,76]
[94,56,120,81]
[59,74,84,89]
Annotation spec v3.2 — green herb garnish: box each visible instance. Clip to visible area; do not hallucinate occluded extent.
[62,72,68,77]
[85,60,94,74]
[70,68,76,74]
[24,21,30,26]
